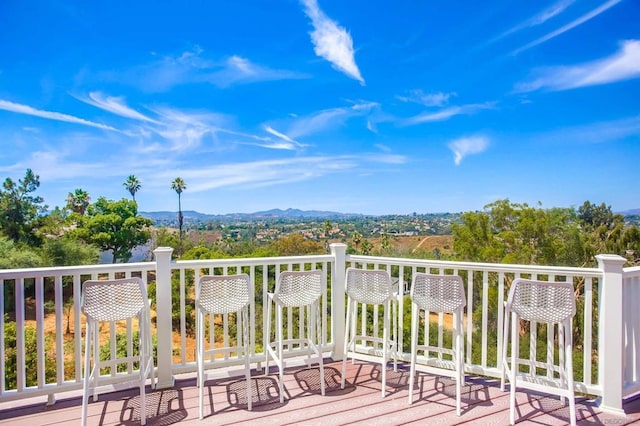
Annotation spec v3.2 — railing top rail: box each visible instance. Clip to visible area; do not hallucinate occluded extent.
[174,254,335,268]
[347,254,602,278]
[623,265,640,277]
[0,261,156,279]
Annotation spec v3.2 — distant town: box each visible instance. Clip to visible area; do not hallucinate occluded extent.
[141,209,462,242]
[141,208,640,243]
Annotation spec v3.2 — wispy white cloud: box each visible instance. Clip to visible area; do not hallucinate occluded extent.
[203,55,307,88]
[0,99,119,131]
[512,0,622,55]
[262,126,306,150]
[78,92,160,123]
[301,0,365,84]
[490,0,574,43]
[284,101,378,138]
[404,102,496,125]
[158,152,407,193]
[396,90,456,107]
[115,48,307,92]
[515,39,640,92]
[538,115,640,144]
[145,106,231,151]
[448,136,490,165]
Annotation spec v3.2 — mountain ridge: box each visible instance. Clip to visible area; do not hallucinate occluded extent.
[140,208,364,222]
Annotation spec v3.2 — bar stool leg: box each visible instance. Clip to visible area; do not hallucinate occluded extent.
[341,298,353,389]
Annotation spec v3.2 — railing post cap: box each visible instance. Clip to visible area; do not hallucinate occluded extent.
[154,246,174,254]
[595,254,627,266]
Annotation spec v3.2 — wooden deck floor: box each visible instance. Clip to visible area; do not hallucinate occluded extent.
[1,359,639,425]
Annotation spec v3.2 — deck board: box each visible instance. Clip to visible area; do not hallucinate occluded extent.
[1,359,639,425]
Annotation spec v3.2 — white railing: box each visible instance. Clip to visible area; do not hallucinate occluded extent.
[623,265,640,399]
[347,254,603,392]
[0,262,156,404]
[0,244,634,415]
[166,253,336,377]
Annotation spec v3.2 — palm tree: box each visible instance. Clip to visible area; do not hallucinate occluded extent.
[171,177,187,240]
[65,189,90,215]
[123,175,141,201]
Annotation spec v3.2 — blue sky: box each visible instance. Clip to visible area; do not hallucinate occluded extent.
[1,0,639,215]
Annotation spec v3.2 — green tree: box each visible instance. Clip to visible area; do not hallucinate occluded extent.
[73,197,152,263]
[123,175,141,201]
[360,239,373,255]
[380,232,392,253]
[452,199,585,266]
[269,234,324,256]
[0,169,46,244]
[65,188,90,215]
[351,231,362,252]
[171,177,187,243]
[3,320,56,389]
[0,236,42,268]
[39,237,99,266]
[577,201,629,262]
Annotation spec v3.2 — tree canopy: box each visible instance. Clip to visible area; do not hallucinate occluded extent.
[123,175,141,201]
[452,199,639,267]
[0,169,46,245]
[72,197,152,263]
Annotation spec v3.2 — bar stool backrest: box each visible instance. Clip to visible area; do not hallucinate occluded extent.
[82,278,147,322]
[197,274,251,314]
[411,273,466,313]
[274,270,322,308]
[345,268,392,305]
[508,279,576,324]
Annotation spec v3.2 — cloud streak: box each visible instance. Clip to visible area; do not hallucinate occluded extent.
[114,48,307,92]
[396,90,456,107]
[262,126,306,150]
[79,92,160,123]
[0,99,120,131]
[515,39,640,92]
[490,0,574,43]
[512,0,622,55]
[538,115,640,145]
[158,152,407,193]
[403,102,495,125]
[203,55,307,88]
[448,136,490,165]
[301,0,365,84]
[277,101,378,139]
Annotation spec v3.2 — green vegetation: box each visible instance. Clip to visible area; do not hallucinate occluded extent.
[2,168,640,391]
[70,197,152,263]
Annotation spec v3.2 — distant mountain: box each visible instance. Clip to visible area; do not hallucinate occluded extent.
[140,208,362,222]
[251,208,361,218]
[621,208,640,216]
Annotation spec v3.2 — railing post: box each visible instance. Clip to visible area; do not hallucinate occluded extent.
[330,243,347,361]
[154,247,175,389]
[596,253,627,414]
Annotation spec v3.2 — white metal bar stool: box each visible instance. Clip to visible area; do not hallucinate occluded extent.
[81,277,155,426]
[196,274,252,419]
[500,278,577,425]
[341,268,398,397]
[265,269,325,403]
[408,273,466,415]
